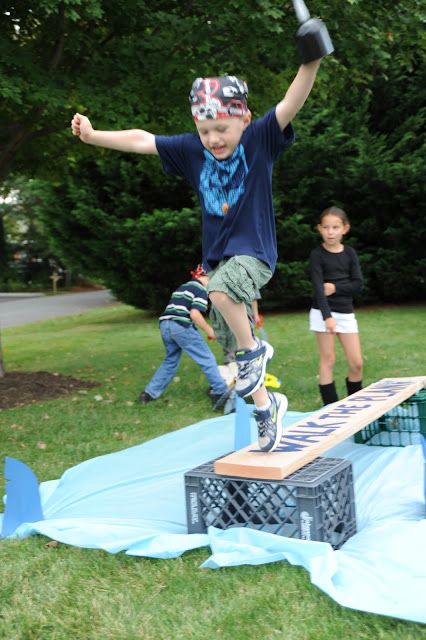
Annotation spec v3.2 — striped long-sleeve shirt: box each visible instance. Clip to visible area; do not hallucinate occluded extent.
[159,278,208,327]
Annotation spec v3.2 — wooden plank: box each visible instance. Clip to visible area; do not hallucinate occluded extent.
[214,376,426,480]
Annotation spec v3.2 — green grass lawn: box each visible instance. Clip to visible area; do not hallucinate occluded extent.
[1,304,425,640]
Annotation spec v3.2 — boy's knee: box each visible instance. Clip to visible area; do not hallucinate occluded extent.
[209,290,228,305]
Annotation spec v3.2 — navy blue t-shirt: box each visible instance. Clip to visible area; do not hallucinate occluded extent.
[155,108,294,271]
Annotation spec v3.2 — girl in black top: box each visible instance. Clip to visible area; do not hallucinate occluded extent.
[309,206,363,405]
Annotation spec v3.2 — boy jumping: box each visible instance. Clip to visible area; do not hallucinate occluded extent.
[71,14,332,451]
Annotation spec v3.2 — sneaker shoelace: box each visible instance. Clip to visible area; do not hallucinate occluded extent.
[256,397,276,435]
[256,417,269,437]
[238,360,252,379]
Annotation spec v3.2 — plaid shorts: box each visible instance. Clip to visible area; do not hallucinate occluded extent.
[207,256,272,303]
[208,256,272,354]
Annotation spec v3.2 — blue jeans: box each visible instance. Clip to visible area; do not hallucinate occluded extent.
[145,320,228,399]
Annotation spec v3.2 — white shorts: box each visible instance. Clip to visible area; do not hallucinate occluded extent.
[309,308,359,334]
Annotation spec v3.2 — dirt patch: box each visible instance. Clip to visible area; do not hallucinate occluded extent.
[0,371,99,410]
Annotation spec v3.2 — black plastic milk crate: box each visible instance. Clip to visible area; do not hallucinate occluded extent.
[354,389,426,446]
[185,456,356,549]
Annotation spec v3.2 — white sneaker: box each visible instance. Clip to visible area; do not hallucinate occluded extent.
[253,392,288,452]
[235,339,274,398]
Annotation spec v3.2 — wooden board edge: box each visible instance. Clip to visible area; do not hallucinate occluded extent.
[214,375,426,480]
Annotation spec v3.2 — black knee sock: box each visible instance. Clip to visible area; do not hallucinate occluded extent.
[346,377,362,396]
[319,381,338,405]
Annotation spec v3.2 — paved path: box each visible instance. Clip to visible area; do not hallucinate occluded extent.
[0,290,117,328]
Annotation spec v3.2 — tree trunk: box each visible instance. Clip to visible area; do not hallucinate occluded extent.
[0,329,5,377]
[0,127,34,183]
[0,214,8,269]
[0,214,7,375]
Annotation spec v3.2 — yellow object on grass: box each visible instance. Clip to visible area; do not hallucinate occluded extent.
[264,373,281,389]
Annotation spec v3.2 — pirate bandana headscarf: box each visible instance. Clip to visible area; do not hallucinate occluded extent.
[190,264,207,279]
[189,76,249,121]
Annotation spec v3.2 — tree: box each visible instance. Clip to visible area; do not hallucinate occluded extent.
[0,0,299,286]
[1,0,303,183]
[2,1,426,310]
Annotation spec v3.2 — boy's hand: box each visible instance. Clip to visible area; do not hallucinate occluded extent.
[71,113,93,142]
[206,327,216,340]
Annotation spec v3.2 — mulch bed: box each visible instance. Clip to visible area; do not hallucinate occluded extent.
[0,371,99,409]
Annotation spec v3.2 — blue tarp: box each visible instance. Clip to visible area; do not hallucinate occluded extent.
[1,410,425,623]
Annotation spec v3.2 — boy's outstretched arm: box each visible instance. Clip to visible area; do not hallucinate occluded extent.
[275,60,320,131]
[71,113,158,155]
[190,309,216,340]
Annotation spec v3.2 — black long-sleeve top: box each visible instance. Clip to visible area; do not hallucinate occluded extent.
[309,245,363,320]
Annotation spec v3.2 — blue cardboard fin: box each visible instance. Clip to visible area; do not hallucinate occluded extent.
[1,457,44,538]
[233,396,252,450]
